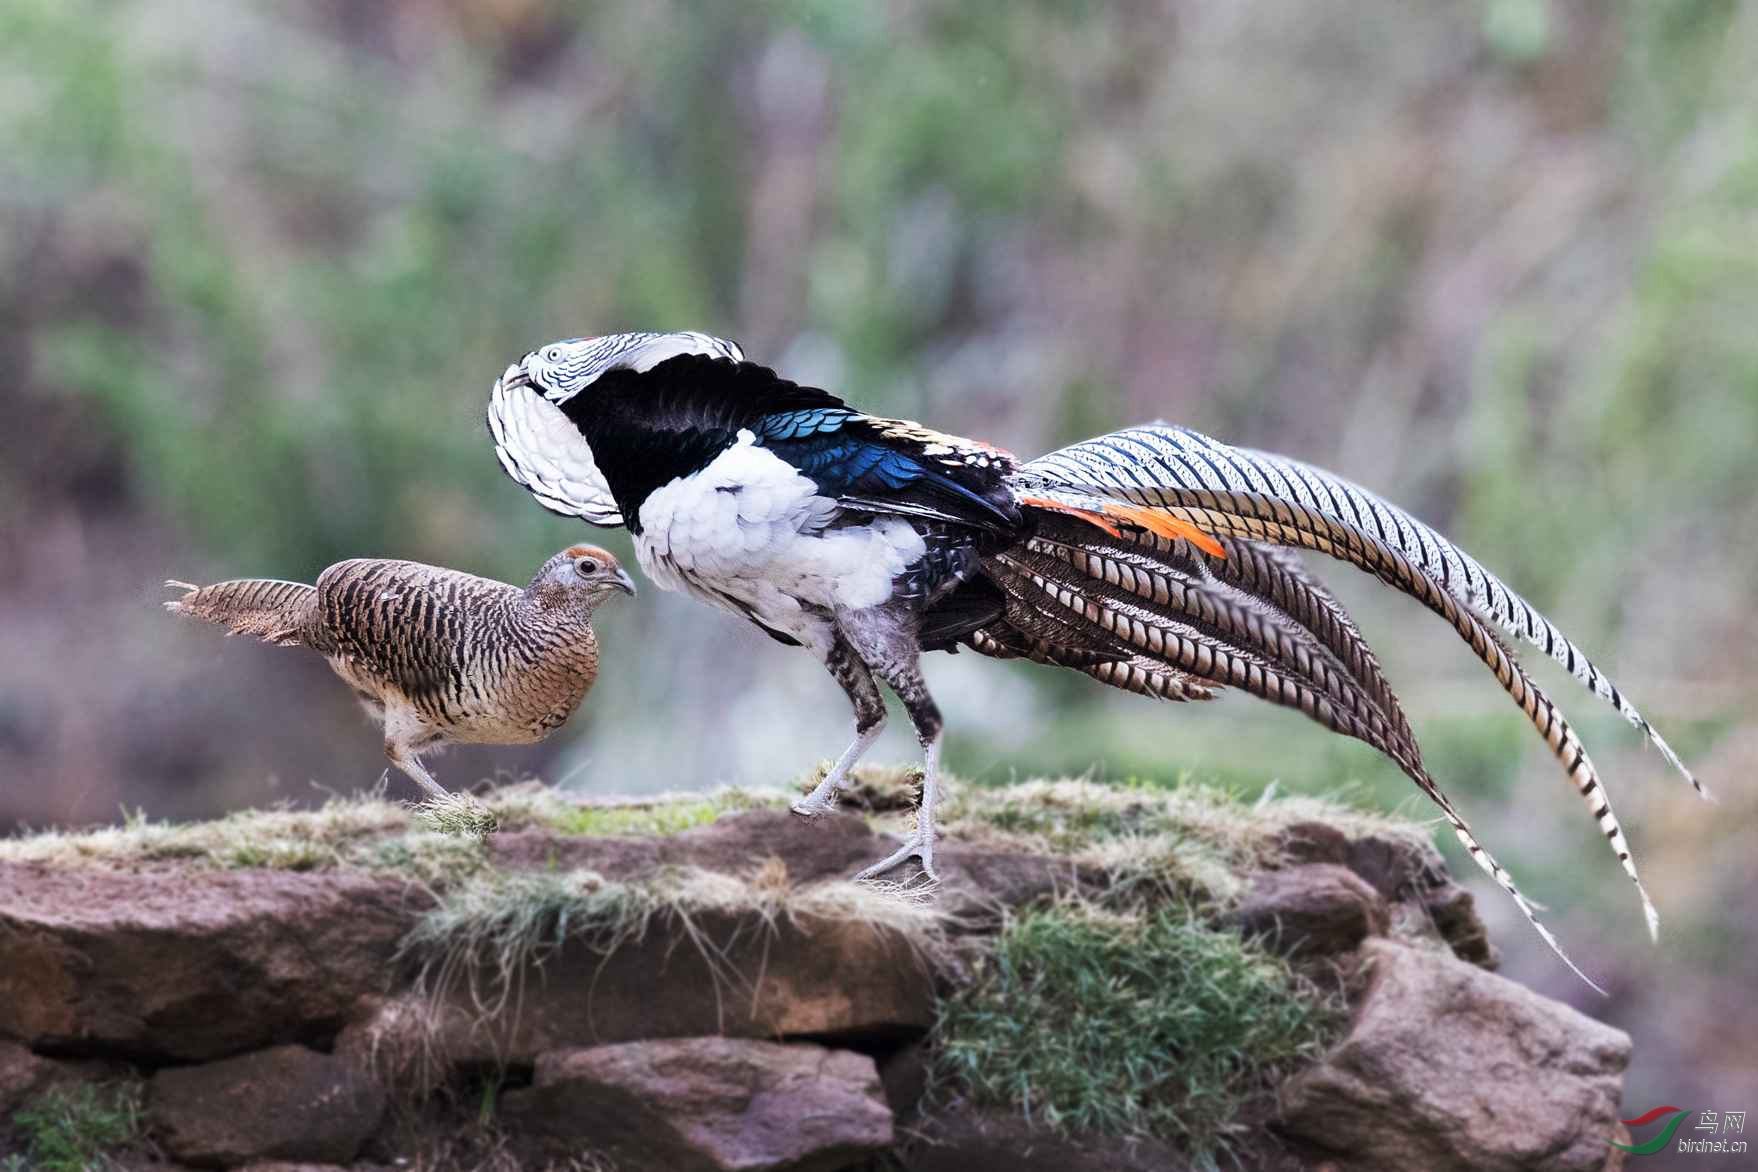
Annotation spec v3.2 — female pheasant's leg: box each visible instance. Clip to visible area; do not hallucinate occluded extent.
[792,638,888,817]
[386,746,450,801]
[383,706,452,801]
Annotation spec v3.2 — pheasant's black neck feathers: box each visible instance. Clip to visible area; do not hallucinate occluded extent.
[563,352,1018,535]
[561,355,849,529]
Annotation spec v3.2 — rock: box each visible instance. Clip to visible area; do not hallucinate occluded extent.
[147,1044,387,1167]
[489,810,1089,922]
[426,905,936,1064]
[1277,820,1352,865]
[487,809,878,883]
[0,1039,52,1118]
[1422,881,1497,968]
[920,843,1103,925]
[334,995,446,1098]
[501,1037,893,1171]
[878,1040,930,1122]
[1224,863,1389,958]
[0,862,422,1061]
[1276,823,1497,969]
[900,1106,1188,1171]
[1277,939,1629,1172]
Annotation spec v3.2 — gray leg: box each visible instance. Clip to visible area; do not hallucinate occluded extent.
[386,745,451,801]
[793,637,887,817]
[384,706,451,801]
[853,653,945,882]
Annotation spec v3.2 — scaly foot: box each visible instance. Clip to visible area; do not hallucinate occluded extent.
[791,761,845,818]
[853,826,938,882]
[854,735,943,882]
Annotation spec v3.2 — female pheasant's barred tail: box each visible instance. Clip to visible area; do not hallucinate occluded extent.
[1018,424,1705,799]
[163,578,317,647]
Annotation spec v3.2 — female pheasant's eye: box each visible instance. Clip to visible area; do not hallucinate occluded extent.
[573,557,599,576]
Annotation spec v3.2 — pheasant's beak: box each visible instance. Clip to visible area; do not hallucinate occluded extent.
[612,567,637,596]
[499,362,532,392]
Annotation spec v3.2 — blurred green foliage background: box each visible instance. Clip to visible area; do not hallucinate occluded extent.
[1,1,1753,1153]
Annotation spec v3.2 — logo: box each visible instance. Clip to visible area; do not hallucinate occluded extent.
[1614,1105,1747,1156]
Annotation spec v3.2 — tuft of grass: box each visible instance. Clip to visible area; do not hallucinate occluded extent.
[12,1082,145,1172]
[403,868,658,1018]
[402,860,948,1027]
[415,792,501,839]
[932,902,1340,1162]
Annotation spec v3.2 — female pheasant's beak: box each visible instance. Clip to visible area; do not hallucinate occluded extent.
[611,566,637,596]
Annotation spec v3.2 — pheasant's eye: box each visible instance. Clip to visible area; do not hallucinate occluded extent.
[573,557,600,576]
[545,345,565,363]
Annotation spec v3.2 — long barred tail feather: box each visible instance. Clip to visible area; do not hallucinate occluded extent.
[164,578,317,647]
[1271,524,1661,939]
[968,516,1605,987]
[1017,424,1705,800]
[974,522,1424,776]
[996,423,1698,981]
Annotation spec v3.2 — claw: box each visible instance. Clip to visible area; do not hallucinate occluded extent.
[791,792,837,818]
[854,830,938,882]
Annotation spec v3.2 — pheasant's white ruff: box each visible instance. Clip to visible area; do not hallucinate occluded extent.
[487,372,623,527]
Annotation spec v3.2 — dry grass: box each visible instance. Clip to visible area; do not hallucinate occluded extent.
[401,856,950,1042]
[414,792,501,838]
[0,780,789,877]
[0,791,429,870]
[859,771,1430,909]
[0,768,1432,919]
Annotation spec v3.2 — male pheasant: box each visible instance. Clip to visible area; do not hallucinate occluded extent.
[485,330,1704,987]
[166,545,634,804]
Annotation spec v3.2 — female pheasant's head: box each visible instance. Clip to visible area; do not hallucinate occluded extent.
[529,543,637,606]
[487,331,745,528]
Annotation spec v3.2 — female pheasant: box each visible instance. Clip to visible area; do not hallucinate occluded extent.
[166,545,634,805]
[485,330,1704,987]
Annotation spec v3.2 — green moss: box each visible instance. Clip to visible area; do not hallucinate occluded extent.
[540,798,733,837]
[933,904,1340,1162]
[11,1082,144,1172]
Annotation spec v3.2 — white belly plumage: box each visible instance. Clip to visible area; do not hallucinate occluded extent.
[635,431,926,651]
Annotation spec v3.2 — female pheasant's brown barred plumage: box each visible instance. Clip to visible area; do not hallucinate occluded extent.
[166,545,634,801]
